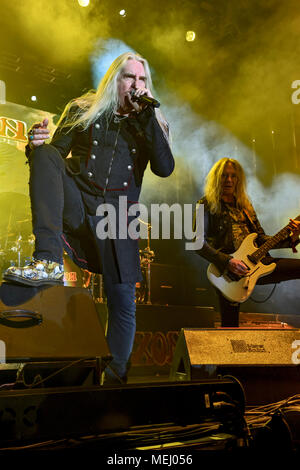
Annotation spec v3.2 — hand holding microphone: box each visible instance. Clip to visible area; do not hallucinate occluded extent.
[129,89,160,109]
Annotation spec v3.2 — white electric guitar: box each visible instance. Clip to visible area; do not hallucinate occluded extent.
[207,216,300,303]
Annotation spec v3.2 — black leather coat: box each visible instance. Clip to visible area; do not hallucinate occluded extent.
[29,106,175,282]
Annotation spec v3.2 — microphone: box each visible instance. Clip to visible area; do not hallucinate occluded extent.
[130,90,160,108]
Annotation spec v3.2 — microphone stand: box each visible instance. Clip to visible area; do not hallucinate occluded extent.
[138,219,154,304]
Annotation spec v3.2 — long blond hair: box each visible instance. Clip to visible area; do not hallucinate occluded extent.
[56,51,169,140]
[204,158,252,214]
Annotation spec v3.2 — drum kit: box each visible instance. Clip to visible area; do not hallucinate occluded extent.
[0,230,35,274]
[81,269,106,304]
[0,218,155,305]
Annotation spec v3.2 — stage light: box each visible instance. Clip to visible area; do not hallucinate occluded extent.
[186,31,196,42]
[31,96,37,102]
[119,9,126,17]
[78,0,89,7]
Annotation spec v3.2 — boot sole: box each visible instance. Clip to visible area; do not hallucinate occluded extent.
[3,274,64,287]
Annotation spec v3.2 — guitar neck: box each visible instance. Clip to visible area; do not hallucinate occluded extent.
[250,215,300,263]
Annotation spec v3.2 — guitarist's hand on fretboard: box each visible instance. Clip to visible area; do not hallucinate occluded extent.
[289,219,300,243]
[228,258,250,278]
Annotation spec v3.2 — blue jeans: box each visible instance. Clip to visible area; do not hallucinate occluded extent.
[104,279,136,381]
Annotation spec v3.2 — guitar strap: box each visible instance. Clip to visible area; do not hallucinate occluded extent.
[243,208,256,231]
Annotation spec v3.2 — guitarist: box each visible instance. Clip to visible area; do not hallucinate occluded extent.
[195,157,300,327]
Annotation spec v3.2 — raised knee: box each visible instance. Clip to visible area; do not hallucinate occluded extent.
[29,144,64,170]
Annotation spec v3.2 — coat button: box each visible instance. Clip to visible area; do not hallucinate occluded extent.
[87,172,93,178]
[123,182,128,187]
[127,165,132,170]
[91,154,96,160]
[131,148,136,154]
[95,123,100,129]
[93,140,98,146]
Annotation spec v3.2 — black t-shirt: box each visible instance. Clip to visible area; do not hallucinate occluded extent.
[225,203,252,251]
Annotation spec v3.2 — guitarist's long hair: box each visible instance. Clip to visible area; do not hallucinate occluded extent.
[204,158,253,215]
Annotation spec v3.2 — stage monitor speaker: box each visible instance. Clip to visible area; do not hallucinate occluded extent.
[0,283,111,362]
[170,328,300,405]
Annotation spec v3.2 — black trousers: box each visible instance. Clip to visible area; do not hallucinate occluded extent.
[218,256,300,327]
[28,144,137,380]
[29,144,87,264]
